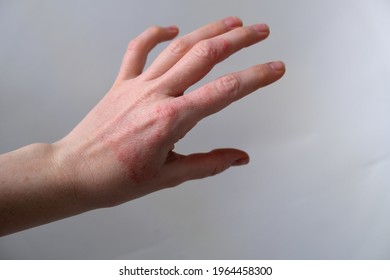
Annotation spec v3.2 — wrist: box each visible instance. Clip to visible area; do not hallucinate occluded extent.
[51,134,130,209]
[50,139,100,210]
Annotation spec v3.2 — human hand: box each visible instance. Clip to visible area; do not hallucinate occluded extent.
[53,16,285,208]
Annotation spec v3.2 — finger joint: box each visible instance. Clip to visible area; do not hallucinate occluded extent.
[192,38,230,62]
[168,39,191,56]
[215,74,241,96]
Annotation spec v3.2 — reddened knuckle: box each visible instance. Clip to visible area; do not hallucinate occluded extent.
[147,103,179,144]
[154,103,179,121]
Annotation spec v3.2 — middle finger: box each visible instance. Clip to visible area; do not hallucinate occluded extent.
[159,24,270,96]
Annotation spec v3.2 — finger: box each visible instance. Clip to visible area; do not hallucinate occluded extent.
[162,149,249,187]
[115,26,179,82]
[142,16,243,80]
[177,61,285,123]
[158,24,270,96]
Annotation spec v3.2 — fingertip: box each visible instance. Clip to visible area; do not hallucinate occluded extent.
[210,148,249,167]
[223,16,243,28]
[269,61,286,73]
[166,25,179,34]
[232,155,250,166]
[251,23,270,35]
[230,149,250,166]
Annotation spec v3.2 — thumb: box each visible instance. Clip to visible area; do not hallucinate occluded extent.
[163,148,249,187]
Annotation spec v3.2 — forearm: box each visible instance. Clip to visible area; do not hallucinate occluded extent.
[0,143,90,236]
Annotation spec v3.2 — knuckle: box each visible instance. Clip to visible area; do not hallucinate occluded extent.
[192,38,229,61]
[255,64,271,83]
[153,102,179,123]
[210,164,224,176]
[239,26,256,38]
[127,26,163,52]
[208,153,229,177]
[168,39,190,56]
[193,40,214,60]
[147,25,162,36]
[146,103,180,146]
[127,39,142,52]
[215,74,241,95]
[237,26,262,41]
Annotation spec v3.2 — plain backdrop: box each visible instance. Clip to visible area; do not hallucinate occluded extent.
[0,0,389,259]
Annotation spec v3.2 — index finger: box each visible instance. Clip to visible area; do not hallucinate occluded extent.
[143,16,243,80]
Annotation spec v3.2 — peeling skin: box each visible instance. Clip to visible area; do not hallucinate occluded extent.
[105,116,167,185]
[94,97,175,186]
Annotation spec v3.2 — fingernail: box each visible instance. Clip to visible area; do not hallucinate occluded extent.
[166,25,179,32]
[232,157,250,166]
[224,16,243,28]
[251,23,269,34]
[269,61,285,72]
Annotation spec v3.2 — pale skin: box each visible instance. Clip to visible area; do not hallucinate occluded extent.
[0,17,285,236]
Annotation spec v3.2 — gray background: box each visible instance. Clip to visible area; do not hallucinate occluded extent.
[1,0,390,259]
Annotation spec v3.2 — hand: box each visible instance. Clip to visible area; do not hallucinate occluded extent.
[53,16,285,208]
